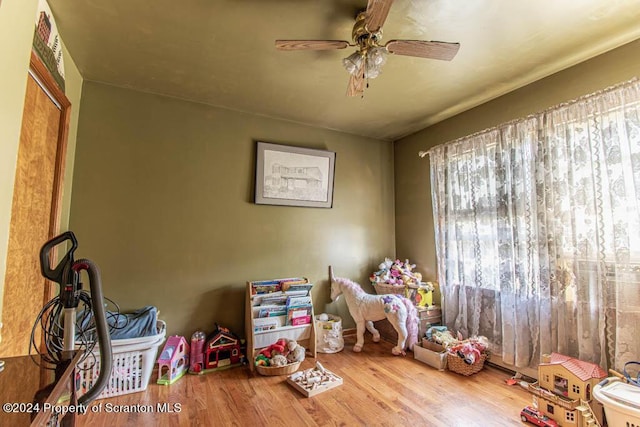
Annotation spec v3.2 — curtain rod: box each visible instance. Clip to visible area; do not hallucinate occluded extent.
[416,76,639,158]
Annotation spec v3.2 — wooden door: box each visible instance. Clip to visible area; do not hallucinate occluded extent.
[0,52,70,357]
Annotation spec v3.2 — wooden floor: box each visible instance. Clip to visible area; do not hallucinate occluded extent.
[76,335,532,426]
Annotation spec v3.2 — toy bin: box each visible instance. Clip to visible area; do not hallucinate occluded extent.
[594,377,640,427]
[414,339,447,371]
[77,320,166,399]
[315,314,344,353]
[447,350,488,376]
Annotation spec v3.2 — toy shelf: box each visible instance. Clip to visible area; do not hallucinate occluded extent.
[245,278,317,372]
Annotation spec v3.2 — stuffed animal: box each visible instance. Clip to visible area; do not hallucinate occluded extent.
[449,336,488,365]
[254,354,269,366]
[286,340,305,363]
[431,329,459,348]
[452,342,482,365]
[257,338,288,359]
[270,354,288,367]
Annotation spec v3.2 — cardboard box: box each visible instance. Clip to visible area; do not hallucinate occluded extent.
[414,340,447,371]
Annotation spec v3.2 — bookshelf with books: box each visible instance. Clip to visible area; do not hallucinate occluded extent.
[245,277,317,372]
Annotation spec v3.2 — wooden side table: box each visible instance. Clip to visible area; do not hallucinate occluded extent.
[0,351,83,427]
[417,306,442,339]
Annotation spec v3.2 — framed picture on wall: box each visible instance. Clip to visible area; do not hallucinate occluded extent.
[255,142,336,208]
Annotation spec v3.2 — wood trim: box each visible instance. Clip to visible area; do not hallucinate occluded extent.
[31,351,84,427]
[29,51,71,306]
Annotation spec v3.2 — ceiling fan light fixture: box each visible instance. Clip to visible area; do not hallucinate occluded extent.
[365,46,388,78]
[275,0,460,96]
[342,51,364,76]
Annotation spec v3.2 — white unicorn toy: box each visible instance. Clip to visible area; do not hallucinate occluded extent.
[329,267,418,356]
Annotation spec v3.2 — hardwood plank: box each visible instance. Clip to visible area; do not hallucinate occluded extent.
[75,335,532,426]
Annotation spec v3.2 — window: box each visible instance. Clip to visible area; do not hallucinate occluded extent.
[565,411,575,422]
[554,376,569,397]
[430,79,640,370]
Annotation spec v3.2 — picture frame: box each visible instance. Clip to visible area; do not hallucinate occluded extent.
[255,142,336,208]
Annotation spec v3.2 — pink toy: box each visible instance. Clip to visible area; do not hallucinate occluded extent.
[451,342,482,365]
[189,330,206,373]
[157,335,190,385]
[449,337,487,365]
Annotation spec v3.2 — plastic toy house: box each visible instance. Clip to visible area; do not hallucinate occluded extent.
[157,335,190,385]
[526,353,607,426]
[204,325,244,370]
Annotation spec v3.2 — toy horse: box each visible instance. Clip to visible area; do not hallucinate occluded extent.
[330,272,419,356]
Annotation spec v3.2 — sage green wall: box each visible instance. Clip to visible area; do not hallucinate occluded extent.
[69,82,395,336]
[0,0,38,331]
[0,0,82,343]
[394,38,640,304]
[58,42,83,239]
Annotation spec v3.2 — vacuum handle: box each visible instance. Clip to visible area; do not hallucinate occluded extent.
[39,231,78,285]
[75,259,112,406]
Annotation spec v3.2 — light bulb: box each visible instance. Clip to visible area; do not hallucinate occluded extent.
[365,47,388,79]
[342,52,364,76]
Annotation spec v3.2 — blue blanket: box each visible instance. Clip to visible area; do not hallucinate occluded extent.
[76,305,158,340]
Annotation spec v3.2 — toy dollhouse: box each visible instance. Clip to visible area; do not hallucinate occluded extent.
[526,353,607,426]
[157,335,190,385]
[204,325,244,370]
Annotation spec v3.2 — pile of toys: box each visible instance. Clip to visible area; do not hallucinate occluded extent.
[157,324,247,385]
[254,338,306,367]
[370,258,431,289]
[425,326,489,375]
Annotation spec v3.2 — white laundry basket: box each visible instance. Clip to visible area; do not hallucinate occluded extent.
[315,314,344,353]
[77,320,166,399]
[593,377,640,427]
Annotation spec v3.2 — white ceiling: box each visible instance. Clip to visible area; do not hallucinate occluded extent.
[48,0,640,141]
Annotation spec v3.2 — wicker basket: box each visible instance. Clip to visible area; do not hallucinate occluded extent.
[446,352,489,376]
[256,361,301,376]
[372,282,406,295]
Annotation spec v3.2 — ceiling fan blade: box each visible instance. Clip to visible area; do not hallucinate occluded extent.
[346,61,366,97]
[365,0,395,33]
[385,40,460,61]
[275,40,350,51]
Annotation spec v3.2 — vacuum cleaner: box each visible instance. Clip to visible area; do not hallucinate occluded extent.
[30,231,113,421]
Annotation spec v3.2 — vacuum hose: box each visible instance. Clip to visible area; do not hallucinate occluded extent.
[75,258,112,406]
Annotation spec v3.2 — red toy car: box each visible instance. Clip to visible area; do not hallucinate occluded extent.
[520,406,559,427]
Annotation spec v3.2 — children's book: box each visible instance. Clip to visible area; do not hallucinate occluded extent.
[251,278,309,295]
[256,305,287,318]
[286,295,312,307]
[286,304,312,326]
[254,316,284,332]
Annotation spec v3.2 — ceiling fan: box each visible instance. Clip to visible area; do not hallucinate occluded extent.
[275,0,460,97]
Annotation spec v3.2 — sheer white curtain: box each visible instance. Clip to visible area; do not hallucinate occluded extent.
[429,79,640,370]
